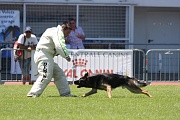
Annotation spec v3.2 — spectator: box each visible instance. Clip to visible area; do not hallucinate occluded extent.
[17,26,38,85]
[27,23,76,98]
[66,18,86,49]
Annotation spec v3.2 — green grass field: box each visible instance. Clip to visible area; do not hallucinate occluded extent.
[0,84,180,120]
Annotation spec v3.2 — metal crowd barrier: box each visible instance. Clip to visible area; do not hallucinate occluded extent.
[146,49,180,82]
[0,48,145,83]
[1,48,180,84]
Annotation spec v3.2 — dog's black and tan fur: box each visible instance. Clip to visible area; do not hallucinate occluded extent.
[74,72,152,98]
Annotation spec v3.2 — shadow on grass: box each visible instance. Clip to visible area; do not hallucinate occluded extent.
[46,95,149,99]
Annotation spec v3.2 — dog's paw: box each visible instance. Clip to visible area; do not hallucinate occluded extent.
[149,95,153,98]
[81,94,86,97]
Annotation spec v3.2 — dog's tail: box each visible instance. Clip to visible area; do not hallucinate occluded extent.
[134,79,151,88]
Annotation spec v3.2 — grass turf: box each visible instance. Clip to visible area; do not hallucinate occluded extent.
[0,85,180,120]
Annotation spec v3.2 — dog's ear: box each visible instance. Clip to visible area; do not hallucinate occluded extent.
[85,72,88,77]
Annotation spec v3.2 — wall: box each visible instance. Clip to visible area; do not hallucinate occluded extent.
[134,7,180,50]
[133,0,180,7]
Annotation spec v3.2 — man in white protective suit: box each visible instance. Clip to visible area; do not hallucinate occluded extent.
[27,22,76,98]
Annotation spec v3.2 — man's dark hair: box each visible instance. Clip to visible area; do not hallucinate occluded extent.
[62,21,72,30]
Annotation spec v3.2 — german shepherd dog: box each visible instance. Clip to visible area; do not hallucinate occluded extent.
[74,72,152,98]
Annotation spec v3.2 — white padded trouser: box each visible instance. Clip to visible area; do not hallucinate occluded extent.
[27,50,70,96]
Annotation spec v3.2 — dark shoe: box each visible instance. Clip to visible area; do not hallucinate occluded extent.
[22,81,26,85]
[29,81,34,85]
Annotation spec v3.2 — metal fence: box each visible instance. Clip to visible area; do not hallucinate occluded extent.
[0,3,130,43]
[1,48,180,84]
[0,48,144,83]
[146,49,180,82]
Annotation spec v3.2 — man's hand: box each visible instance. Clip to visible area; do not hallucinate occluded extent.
[76,34,85,40]
[76,34,81,38]
[27,47,32,51]
[66,56,71,62]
